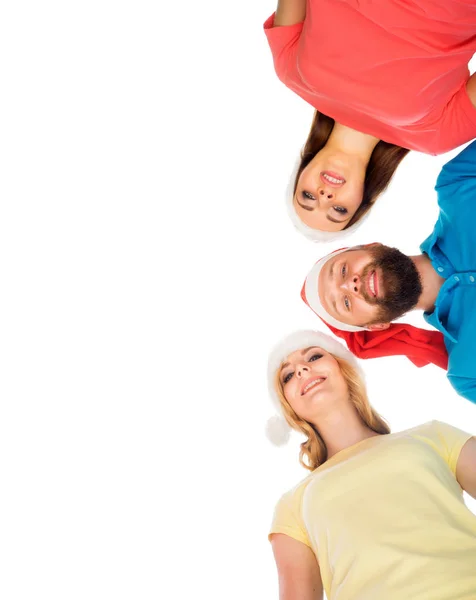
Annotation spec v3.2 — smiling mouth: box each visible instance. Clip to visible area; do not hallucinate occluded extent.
[301,377,326,396]
[367,270,378,298]
[320,171,346,188]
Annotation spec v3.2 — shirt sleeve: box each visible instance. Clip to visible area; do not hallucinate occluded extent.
[263,13,304,88]
[446,374,476,404]
[429,420,473,475]
[429,140,476,263]
[436,139,476,191]
[431,84,476,155]
[269,488,311,548]
[446,315,476,405]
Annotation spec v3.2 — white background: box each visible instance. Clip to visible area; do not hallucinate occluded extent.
[0,1,475,598]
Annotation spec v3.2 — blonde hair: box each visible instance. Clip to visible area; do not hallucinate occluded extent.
[274,356,390,471]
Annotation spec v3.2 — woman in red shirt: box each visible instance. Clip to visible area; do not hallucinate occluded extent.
[265,0,476,240]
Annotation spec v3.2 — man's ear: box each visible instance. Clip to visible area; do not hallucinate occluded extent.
[367,322,390,331]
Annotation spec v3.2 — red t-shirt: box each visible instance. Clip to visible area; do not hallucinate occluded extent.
[264,0,476,154]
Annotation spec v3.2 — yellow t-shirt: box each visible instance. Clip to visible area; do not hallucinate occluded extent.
[270,421,476,600]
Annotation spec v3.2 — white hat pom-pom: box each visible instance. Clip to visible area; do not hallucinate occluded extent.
[266,415,291,446]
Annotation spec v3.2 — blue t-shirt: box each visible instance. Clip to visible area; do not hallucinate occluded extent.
[420,141,476,404]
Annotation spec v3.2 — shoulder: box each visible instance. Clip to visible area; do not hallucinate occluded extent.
[446,316,476,404]
[430,85,476,155]
[263,12,304,50]
[409,420,473,466]
[403,420,439,439]
[272,471,316,525]
[436,140,476,191]
[406,419,468,438]
[270,473,315,548]
[277,472,314,507]
[402,420,452,450]
[263,11,305,88]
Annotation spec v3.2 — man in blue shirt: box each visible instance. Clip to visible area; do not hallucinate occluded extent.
[302,141,476,404]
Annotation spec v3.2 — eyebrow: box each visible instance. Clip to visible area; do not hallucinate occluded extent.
[327,215,348,224]
[295,196,314,212]
[296,195,350,222]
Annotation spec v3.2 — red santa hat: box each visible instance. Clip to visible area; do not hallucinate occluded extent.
[302,251,449,370]
[266,330,363,446]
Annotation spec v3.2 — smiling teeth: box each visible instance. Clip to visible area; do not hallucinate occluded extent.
[323,173,344,184]
[303,379,324,394]
[369,273,376,296]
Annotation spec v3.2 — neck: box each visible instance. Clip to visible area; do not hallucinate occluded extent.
[311,401,380,460]
[411,254,445,312]
[326,122,380,163]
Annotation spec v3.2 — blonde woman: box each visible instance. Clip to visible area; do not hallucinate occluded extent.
[266,330,476,599]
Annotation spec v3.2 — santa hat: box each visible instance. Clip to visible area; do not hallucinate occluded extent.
[302,254,449,370]
[266,330,363,446]
[286,156,369,242]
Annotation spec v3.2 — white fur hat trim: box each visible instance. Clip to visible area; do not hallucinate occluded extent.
[305,249,368,333]
[266,330,363,446]
[286,156,369,242]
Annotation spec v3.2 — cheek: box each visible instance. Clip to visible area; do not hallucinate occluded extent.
[287,398,308,422]
[284,383,303,415]
[334,373,349,396]
[344,184,364,211]
[283,384,296,406]
[299,165,318,189]
[355,299,379,320]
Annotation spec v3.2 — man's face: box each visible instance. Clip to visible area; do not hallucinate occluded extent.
[317,244,423,329]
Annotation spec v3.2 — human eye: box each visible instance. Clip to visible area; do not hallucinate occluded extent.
[341,263,347,278]
[308,353,323,362]
[302,191,315,201]
[283,372,293,384]
[344,296,351,311]
[333,206,348,214]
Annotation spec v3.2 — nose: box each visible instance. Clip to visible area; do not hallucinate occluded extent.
[296,364,310,378]
[341,274,361,295]
[318,187,334,200]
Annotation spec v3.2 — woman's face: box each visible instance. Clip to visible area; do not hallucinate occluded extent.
[279,347,349,422]
[293,148,366,232]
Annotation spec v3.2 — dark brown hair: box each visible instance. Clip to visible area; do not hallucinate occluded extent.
[294,112,410,229]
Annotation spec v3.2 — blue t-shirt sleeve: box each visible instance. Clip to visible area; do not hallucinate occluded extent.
[436,140,476,196]
[446,315,476,405]
[446,373,476,405]
[428,141,476,266]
